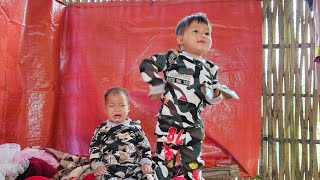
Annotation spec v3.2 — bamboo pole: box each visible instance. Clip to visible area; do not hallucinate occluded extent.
[271,1,280,179]
[277,1,285,180]
[267,0,279,179]
[300,1,309,179]
[266,1,273,179]
[284,0,294,179]
[261,0,268,178]
[304,5,312,179]
[293,0,302,179]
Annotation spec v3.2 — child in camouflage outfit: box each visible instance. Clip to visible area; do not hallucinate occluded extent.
[89,87,154,180]
[139,13,223,180]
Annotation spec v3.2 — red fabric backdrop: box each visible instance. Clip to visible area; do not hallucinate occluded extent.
[0,0,261,177]
[0,0,65,148]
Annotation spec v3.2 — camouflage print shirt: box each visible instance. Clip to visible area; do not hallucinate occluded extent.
[89,118,152,171]
[139,50,222,128]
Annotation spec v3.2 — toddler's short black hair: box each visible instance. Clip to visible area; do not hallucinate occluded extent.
[176,12,211,36]
[104,87,129,103]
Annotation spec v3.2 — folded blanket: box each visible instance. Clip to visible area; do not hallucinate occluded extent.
[17,157,58,179]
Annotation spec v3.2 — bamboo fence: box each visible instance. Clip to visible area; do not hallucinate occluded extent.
[59,0,320,179]
[261,0,319,179]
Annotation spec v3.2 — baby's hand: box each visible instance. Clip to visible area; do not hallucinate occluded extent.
[149,93,162,100]
[142,163,154,174]
[94,165,107,176]
[200,84,220,99]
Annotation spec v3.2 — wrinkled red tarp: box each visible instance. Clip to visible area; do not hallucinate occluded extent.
[0,0,65,149]
[0,0,261,177]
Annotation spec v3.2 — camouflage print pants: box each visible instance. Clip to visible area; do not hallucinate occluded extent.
[154,121,205,180]
[96,164,154,180]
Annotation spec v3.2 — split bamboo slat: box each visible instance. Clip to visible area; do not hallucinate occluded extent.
[278,1,287,180]
[293,0,301,179]
[262,0,269,179]
[58,0,320,179]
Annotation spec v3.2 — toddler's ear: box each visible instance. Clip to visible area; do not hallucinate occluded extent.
[176,35,183,45]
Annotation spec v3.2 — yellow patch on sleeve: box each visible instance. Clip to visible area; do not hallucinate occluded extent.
[188,162,199,170]
[152,64,158,71]
[316,46,320,57]
[167,159,174,168]
[173,50,180,57]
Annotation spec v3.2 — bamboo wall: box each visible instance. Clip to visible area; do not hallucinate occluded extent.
[262,0,319,179]
[59,0,320,179]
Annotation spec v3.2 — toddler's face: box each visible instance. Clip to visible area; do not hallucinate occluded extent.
[105,93,130,123]
[177,21,212,56]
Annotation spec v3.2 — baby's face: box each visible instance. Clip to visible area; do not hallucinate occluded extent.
[177,21,212,56]
[105,92,130,123]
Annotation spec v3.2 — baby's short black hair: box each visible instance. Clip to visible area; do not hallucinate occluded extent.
[104,87,129,103]
[175,12,211,36]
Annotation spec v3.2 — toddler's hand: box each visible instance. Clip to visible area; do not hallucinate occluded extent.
[213,88,220,98]
[142,163,154,174]
[94,165,107,176]
[200,84,220,99]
